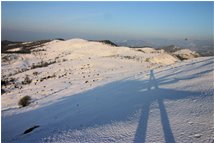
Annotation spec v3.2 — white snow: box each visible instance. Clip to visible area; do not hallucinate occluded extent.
[173,48,197,55]
[6,48,22,52]
[1,39,214,143]
[148,53,179,65]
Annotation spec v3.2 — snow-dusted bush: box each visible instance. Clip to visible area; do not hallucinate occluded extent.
[18,96,31,107]
[145,58,150,62]
[33,71,39,76]
[22,75,32,85]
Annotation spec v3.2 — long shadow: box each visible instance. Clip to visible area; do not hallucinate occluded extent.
[133,102,150,143]
[134,69,175,143]
[154,57,214,76]
[158,98,175,143]
[2,58,213,142]
[156,57,214,82]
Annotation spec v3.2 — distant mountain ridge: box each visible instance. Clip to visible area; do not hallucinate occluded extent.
[114,39,214,56]
[2,38,213,56]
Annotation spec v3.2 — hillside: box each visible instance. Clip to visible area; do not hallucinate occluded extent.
[1,39,214,143]
[1,38,180,101]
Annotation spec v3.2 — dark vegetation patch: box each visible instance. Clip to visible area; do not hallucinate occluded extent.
[1,40,51,54]
[31,61,56,69]
[33,71,39,76]
[90,40,118,47]
[115,55,136,60]
[1,78,16,87]
[23,125,40,134]
[1,77,19,94]
[40,74,56,82]
[1,89,6,94]
[122,56,136,60]
[174,55,188,61]
[130,46,153,48]
[18,96,31,107]
[99,40,118,47]
[62,58,68,62]
[22,75,32,85]
[136,49,145,53]
[1,40,22,48]
[145,58,150,62]
[31,49,46,52]
[55,38,65,41]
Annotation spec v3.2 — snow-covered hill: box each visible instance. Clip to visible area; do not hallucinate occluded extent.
[1,39,214,143]
[1,39,180,110]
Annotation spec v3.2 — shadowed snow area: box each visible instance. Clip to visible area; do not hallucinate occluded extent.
[2,56,214,143]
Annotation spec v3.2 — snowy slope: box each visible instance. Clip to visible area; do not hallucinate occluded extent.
[1,39,179,111]
[1,39,214,143]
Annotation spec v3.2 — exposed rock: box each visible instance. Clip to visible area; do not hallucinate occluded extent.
[173,49,200,60]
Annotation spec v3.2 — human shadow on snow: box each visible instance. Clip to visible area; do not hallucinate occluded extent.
[133,70,175,143]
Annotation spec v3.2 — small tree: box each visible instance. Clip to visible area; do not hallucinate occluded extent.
[18,96,31,107]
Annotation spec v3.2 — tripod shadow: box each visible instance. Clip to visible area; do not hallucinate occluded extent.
[134,69,175,143]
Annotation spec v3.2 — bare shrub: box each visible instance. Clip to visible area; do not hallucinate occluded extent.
[18,96,31,107]
[22,75,32,85]
[145,58,150,62]
[33,71,39,76]
[31,61,56,69]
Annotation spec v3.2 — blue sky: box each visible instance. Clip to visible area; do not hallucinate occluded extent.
[1,1,213,41]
